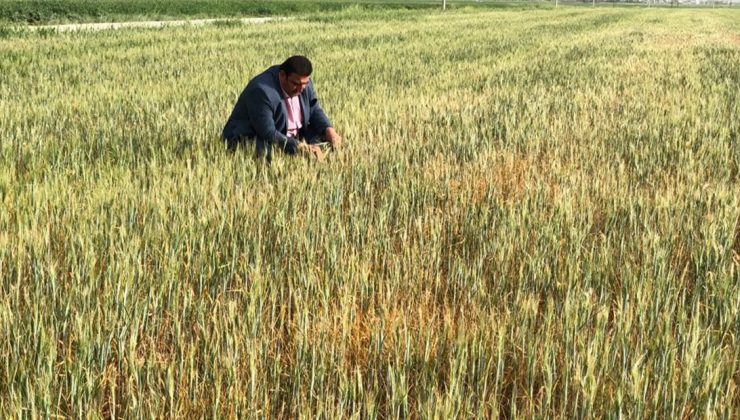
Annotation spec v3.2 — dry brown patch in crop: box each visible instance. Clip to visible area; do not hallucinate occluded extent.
[307,288,476,375]
[343,300,378,369]
[448,176,490,206]
[100,347,126,418]
[135,313,176,367]
[492,154,531,203]
[729,34,740,47]
[445,153,532,207]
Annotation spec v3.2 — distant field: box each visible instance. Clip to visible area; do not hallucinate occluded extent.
[1,7,739,418]
[0,0,528,24]
[3,0,732,25]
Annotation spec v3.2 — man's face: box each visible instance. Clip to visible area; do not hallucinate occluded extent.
[279,71,310,97]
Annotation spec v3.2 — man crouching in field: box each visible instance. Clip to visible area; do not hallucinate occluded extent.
[222,55,342,162]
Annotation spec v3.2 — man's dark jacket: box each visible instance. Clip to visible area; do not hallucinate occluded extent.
[222,65,332,158]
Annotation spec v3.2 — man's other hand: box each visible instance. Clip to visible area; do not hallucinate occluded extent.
[325,127,342,149]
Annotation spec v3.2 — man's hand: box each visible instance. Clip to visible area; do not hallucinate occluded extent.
[297,142,326,162]
[325,127,342,149]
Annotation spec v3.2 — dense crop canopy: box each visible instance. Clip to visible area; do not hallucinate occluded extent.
[0,7,738,418]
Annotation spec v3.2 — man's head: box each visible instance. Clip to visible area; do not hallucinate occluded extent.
[278,56,312,97]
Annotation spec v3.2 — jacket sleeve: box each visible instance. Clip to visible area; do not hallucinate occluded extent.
[307,81,332,135]
[245,85,299,154]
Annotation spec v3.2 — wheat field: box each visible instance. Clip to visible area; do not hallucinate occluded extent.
[1,6,739,417]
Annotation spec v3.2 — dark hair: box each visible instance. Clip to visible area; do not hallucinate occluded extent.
[279,56,313,76]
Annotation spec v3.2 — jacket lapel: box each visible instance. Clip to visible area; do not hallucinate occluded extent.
[272,69,288,135]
